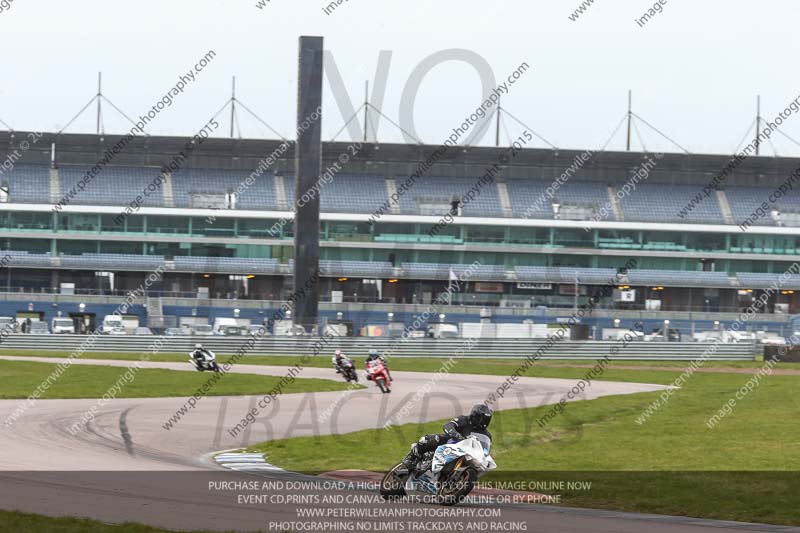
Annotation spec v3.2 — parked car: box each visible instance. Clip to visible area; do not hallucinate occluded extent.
[644,328,682,342]
[213,317,248,335]
[51,317,75,334]
[247,324,268,336]
[191,324,214,336]
[101,315,126,335]
[0,316,17,333]
[222,325,247,336]
[426,323,459,339]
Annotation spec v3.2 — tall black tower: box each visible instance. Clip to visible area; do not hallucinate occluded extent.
[293,36,323,332]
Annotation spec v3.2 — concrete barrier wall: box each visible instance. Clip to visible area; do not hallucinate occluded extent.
[0,334,757,361]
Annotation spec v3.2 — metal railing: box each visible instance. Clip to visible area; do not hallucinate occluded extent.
[0,334,757,361]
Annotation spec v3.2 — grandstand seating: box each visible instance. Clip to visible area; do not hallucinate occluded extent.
[395,176,504,217]
[5,164,50,203]
[627,269,731,287]
[736,272,800,290]
[171,168,278,209]
[515,266,620,284]
[506,180,609,219]
[3,247,798,290]
[618,184,723,224]
[59,253,165,270]
[317,174,387,213]
[320,260,394,277]
[3,164,798,229]
[724,186,800,227]
[2,250,53,267]
[173,256,280,274]
[402,262,506,280]
[59,166,165,207]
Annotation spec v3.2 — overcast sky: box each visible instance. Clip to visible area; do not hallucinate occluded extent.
[1,0,797,156]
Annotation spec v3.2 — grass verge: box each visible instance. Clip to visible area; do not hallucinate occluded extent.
[0,348,784,376]
[0,359,358,400]
[246,368,800,526]
[0,509,255,533]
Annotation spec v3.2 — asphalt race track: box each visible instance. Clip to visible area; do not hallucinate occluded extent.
[0,355,795,533]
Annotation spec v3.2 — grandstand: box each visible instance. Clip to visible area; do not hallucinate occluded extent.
[0,130,798,334]
[8,160,799,227]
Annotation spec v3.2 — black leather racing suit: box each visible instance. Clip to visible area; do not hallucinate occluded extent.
[403,415,492,471]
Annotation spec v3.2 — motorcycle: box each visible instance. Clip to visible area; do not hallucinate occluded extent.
[339,358,359,383]
[380,434,496,506]
[366,358,391,393]
[190,348,220,372]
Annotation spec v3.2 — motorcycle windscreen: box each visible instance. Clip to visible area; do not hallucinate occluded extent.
[467,433,497,470]
[470,432,492,455]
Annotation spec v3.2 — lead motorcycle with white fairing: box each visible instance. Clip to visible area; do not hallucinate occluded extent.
[189,345,220,372]
[380,433,496,506]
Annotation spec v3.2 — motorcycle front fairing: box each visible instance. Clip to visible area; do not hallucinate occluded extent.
[431,434,497,474]
[403,435,496,496]
[191,349,216,367]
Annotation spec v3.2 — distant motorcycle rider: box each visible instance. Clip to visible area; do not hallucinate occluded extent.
[401,404,493,472]
[331,349,350,373]
[365,349,391,380]
[191,343,213,364]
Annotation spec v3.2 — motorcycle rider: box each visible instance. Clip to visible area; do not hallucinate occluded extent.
[332,349,349,374]
[401,404,493,472]
[365,349,391,380]
[191,343,212,364]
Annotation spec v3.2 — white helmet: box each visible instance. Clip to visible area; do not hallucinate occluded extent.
[334,349,342,357]
[195,343,203,349]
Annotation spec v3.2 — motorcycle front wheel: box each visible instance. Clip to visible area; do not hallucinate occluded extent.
[436,467,477,506]
[376,378,387,393]
[379,463,408,500]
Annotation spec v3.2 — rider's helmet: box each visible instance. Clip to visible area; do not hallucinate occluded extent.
[368,349,379,360]
[334,349,343,360]
[194,343,203,350]
[469,404,493,430]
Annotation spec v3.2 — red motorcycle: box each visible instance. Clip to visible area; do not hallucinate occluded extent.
[366,359,392,393]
